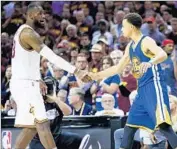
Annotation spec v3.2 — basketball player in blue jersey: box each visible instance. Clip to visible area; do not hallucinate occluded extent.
[86,13,177,149]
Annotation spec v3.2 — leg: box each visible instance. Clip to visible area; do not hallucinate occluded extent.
[14,128,37,149]
[159,123,177,149]
[114,128,124,149]
[29,139,45,149]
[35,121,57,149]
[148,140,166,149]
[120,126,138,149]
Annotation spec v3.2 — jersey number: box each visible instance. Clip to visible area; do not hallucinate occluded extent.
[11,40,16,58]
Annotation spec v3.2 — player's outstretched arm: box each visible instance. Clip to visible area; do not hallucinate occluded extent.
[20,28,76,74]
[89,43,131,81]
[143,37,168,65]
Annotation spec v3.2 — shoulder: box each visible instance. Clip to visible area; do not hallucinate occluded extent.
[20,27,36,40]
[142,36,156,45]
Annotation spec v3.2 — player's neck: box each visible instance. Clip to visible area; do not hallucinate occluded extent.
[26,20,35,30]
[130,30,143,43]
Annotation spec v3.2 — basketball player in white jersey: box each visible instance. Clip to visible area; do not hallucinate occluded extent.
[10,3,86,149]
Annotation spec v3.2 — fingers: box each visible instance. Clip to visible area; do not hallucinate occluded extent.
[81,75,93,83]
[40,82,48,96]
[140,63,150,74]
[150,135,157,144]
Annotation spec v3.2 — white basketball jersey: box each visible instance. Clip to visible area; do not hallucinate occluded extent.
[11,24,41,80]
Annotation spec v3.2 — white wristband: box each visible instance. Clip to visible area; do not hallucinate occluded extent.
[39,45,76,73]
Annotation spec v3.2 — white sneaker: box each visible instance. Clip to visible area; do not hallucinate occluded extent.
[79,134,91,149]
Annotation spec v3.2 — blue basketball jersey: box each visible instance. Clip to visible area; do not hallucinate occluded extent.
[129,36,165,87]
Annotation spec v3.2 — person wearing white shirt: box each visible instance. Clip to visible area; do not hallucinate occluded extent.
[92,19,113,46]
[95,94,124,116]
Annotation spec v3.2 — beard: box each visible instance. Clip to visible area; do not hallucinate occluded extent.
[34,20,45,28]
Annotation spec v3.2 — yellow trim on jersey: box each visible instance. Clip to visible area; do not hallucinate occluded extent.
[126,105,172,133]
[126,124,153,133]
[34,118,48,124]
[155,104,172,127]
[14,124,36,128]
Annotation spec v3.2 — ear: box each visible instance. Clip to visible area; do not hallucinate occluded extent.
[28,13,34,20]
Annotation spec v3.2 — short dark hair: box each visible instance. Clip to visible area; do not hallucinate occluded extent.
[27,2,41,12]
[123,13,143,29]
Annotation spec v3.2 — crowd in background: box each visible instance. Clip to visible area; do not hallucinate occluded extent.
[1,1,177,119]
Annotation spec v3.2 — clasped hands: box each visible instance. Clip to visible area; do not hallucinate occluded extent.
[74,68,97,83]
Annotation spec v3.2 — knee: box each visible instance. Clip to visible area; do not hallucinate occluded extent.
[114,129,124,140]
[36,121,50,132]
[23,128,36,135]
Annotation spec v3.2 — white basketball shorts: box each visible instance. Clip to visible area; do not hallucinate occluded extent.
[10,79,48,128]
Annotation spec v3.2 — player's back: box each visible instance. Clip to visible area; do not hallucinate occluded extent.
[11,24,41,81]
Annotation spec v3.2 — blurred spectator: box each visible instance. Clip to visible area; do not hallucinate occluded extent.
[110,50,123,65]
[40,57,49,78]
[141,16,166,45]
[75,10,91,36]
[169,95,177,132]
[1,32,12,62]
[92,19,113,46]
[79,33,92,51]
[57,19,70,42]
[68,87,93,116]
[70,48,79,65]
[1,96,17,116]
[2,2,25,35]
[123,7,130,15]
[66,24,80,49]
[97,3,105,14]
[97,36,109,56]
[111,10,125,40]
[155,13,172,35]
[144,1,154,12]
[83,7,94,27]
[90,56,120,111]
[91,12,105,33]
[162,9,173,25]
[115,35,130,52]
[160,39,177,96]
[68,53,88,88]
[69,53,93,105]
[89,44,103,72]
[95,94,124,116]
[134,2,144,16]
[53,66,69,91]
[124,2,135,12]
[1,66,12,107]
[57,89,68,103]
[160,4,169,14]
[3,2,15,19]
[167,18,177,45]
[118,64,137,113]
[48,14,62,40]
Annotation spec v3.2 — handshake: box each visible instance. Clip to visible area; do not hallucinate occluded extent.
[74,68,97,82]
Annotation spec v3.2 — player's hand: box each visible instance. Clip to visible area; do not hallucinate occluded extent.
[39,80,47,96]
[74,69,91,82]
[139,62,152,74]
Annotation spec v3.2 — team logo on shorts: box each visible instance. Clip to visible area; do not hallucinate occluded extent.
[2,131,12,149]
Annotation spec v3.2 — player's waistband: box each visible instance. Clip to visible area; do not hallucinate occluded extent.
[10,78,41,82]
